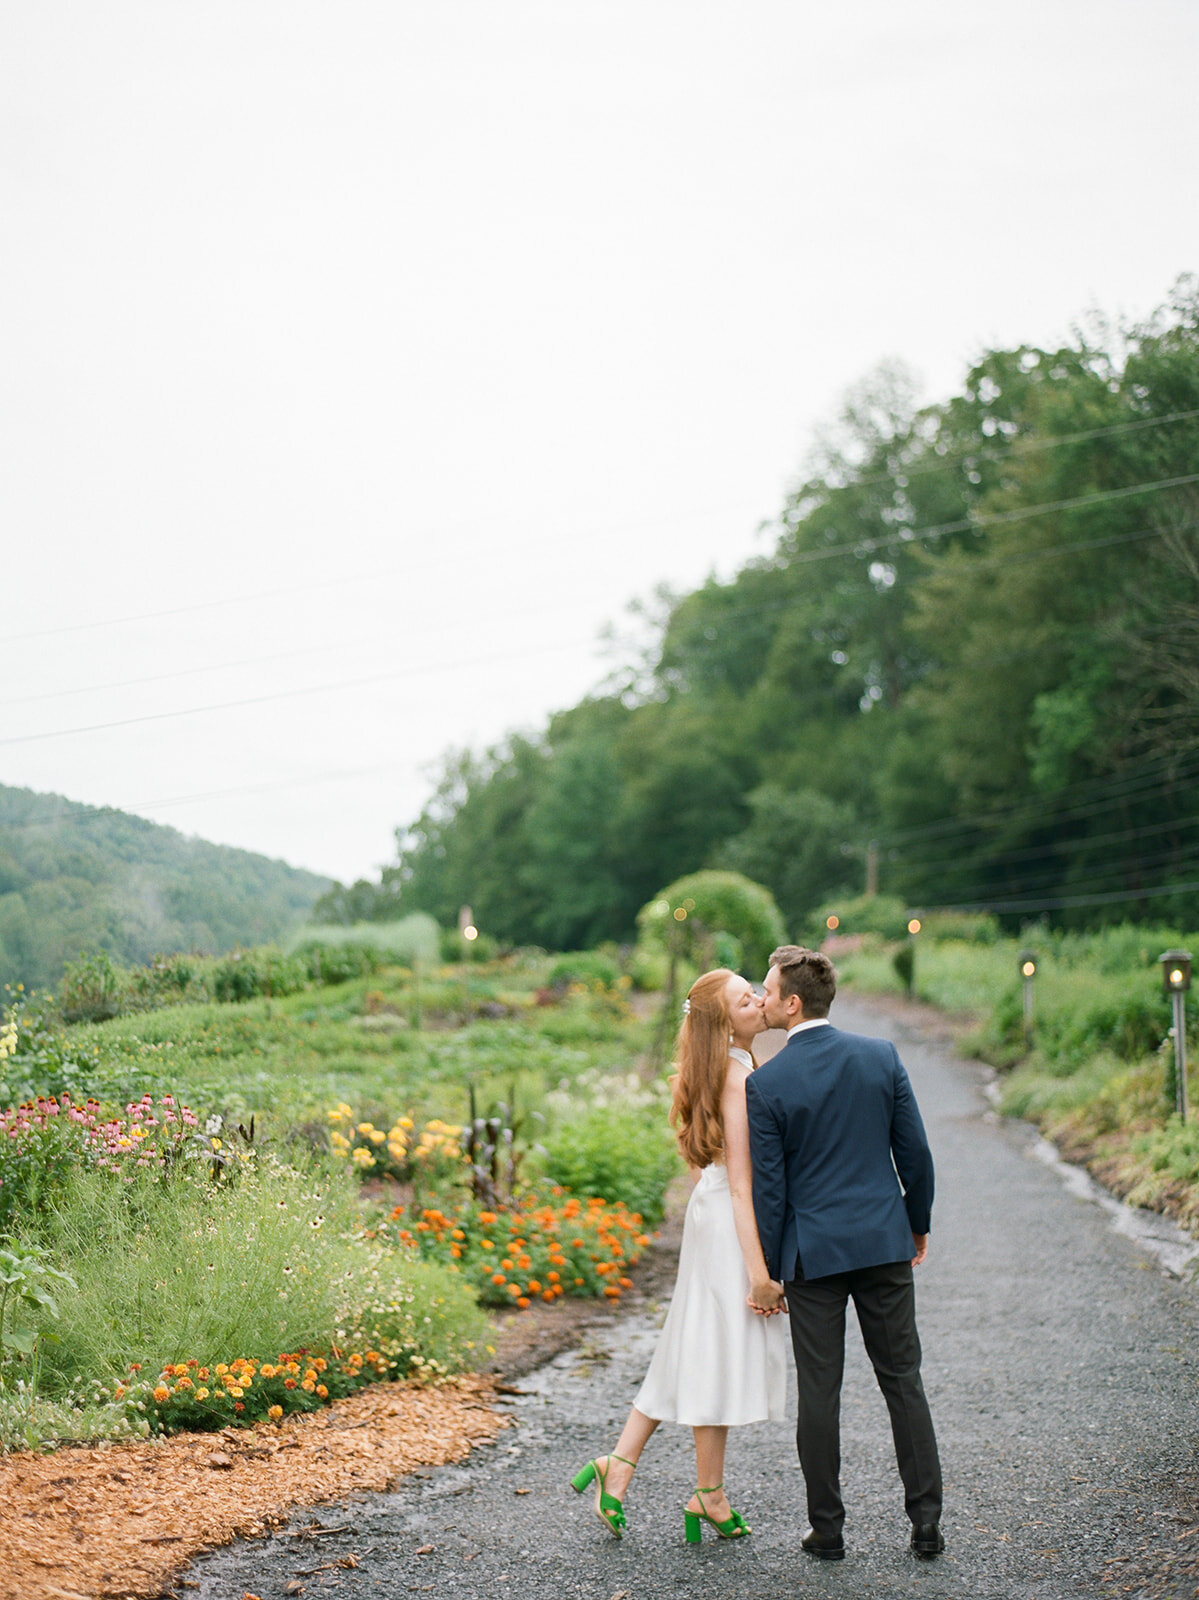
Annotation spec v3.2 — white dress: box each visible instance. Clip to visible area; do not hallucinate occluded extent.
[633,1049,791,1427]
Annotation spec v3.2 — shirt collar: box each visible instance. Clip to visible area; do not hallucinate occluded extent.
[786,1017,832,1038]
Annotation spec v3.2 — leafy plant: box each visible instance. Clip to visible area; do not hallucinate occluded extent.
[0,1241,75,1366]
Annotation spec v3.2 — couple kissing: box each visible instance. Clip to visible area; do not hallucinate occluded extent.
[571,944,943,1562]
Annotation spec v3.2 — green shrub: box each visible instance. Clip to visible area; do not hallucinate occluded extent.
[212,948,307,1003]
[814,894,910,942]
[539,1107,681,1225]
[60,950,130,1024]
[547,951,620,991]
[637,870,787,977]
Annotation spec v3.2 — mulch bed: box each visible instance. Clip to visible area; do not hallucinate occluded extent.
[0,1377,507,1600]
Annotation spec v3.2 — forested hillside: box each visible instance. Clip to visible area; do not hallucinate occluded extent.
[0,786,331,990]
[324,280,1199,947]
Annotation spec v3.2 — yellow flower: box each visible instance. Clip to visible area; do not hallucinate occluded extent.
[228,1385,244,1398]
[369,1129,385,1145]
[352,1147,376,1168]
[357,1121,375,1134]
[195,1387,210,1400]
[268,1404,283,1420]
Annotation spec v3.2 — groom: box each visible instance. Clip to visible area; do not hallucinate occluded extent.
[745,944,943,1561]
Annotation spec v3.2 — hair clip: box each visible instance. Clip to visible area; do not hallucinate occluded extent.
[682,998,691,1015]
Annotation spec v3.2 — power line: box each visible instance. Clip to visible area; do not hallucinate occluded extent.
[0,637,585,748]
[0,501,752,648]
[784,472,1199,568]
[0,763,416,837]
[782,407,1199,501]
[877,747,1199,847]
[920,875,1199,915]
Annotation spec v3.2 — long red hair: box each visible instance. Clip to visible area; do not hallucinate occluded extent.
[670,969,734,1169]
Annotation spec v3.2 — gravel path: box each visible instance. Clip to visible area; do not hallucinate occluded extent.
[186,996,1199,1600]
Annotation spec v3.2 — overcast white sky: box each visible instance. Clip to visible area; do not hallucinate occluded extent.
[3,1,1197,884]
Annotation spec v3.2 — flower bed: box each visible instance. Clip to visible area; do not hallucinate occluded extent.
[0,1091,201,1227]
[123,1344,433,1433]
[382,1189,651,1308]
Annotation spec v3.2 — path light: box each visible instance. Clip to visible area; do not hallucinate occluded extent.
[673,906,688,922]
[826,914,840,932]
[1160,950,1192,1123]
[462,924,479,942]
[894,916,921,998]
[1019,951,1037,1043]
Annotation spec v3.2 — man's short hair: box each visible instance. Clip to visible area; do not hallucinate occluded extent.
[770,945,837,1017]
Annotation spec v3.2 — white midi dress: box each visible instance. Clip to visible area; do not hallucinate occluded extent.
[633,1050,791,1427]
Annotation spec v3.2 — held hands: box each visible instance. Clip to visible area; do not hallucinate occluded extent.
[747,1278,786,1316]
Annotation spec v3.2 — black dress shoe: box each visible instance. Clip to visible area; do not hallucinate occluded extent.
[910,1522,944,1559]
[801,1527,845,1561]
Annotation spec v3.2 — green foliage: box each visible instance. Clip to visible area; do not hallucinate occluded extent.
[539,1108,681,1226]
[23,1159,361,1392]
[0,784,331,994]
[0,1241,76,1367]
[295,914,442,969]
[354,281,1199,951]
[637,870,787,977]
[816,894,911,942]
[211,947,308,1003]
[546,951,622,991]
[60,949,130,1024]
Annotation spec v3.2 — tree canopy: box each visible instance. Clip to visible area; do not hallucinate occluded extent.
[340,279,1199,948]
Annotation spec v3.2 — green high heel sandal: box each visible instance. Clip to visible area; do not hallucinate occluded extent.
[570,1453,635,1538]
[683,1484,751,1543]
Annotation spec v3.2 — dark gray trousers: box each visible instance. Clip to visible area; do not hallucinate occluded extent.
[785,1258,942,1536]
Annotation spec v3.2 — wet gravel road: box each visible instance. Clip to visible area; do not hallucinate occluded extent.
[187,997,1199,1600]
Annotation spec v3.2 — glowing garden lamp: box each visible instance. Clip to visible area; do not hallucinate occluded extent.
[1019,950,1037,1042]
[826,914,840,932]
[462,924,479,942]
[1160,951,1192,1123]
[895,916,921,998]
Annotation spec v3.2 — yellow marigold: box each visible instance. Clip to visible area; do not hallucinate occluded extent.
[314,1357,327,1372]
[260,1363,276,1378]
[316,1384,328,1398]
[228,1385,244,1398]
[301,1379,316,1393]
[153,1385,170,1403]
[215,1363,229,1375]
[195,1387,210,1400]
[268,1404,283,1420]
[357,1121,375,1134]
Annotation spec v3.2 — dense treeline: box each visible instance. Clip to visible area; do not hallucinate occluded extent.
[323,280,1199,947]
[0,785,331,991]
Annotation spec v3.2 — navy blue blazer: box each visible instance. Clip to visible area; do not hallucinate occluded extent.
[745,1022,934,1282]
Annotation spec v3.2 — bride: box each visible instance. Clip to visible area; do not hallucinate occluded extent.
[571,968,789,1542]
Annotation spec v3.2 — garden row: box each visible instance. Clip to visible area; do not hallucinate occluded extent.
[0,943,682,1452]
